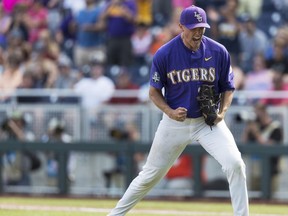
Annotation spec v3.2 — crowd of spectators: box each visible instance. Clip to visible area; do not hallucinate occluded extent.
[0,0,287,106]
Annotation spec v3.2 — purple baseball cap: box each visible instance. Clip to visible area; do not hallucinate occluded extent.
[180,5,210,29]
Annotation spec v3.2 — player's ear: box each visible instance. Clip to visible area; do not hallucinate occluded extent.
[179,23,184,31]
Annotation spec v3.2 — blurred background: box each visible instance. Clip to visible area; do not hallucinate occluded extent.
[0,0,287,202]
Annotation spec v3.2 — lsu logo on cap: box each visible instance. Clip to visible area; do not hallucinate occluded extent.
[194,11,203,22]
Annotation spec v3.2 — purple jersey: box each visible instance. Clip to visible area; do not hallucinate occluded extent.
[150,35,235,118]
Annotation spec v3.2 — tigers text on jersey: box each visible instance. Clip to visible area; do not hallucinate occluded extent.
[150,35,235,118]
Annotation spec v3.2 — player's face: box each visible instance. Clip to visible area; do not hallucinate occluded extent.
[179,24,205,51]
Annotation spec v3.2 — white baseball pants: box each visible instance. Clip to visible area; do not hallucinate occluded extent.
[108,114,249,216]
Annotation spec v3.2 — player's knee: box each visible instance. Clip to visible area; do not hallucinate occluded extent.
[138,167,167,188]
[224,158,246,178]
[234,159,246,175]
[233,158,245,171]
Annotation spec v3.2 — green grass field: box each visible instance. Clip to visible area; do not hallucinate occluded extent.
[0,196,288,216]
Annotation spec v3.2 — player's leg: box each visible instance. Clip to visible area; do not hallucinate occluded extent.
[197,120,249,216]
[108,115,190,216]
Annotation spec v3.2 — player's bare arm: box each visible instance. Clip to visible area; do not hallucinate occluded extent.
[149,86,187,122]
[215,90,234,124]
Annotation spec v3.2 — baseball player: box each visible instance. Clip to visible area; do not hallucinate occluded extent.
[108,5,249,216]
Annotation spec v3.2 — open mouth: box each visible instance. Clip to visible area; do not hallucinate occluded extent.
[193,37,201,42]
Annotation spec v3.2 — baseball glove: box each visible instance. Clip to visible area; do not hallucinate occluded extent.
[197,84,221,128]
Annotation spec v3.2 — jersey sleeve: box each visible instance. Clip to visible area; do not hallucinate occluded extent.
[218,47,235,93]
[149,50,166,89]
